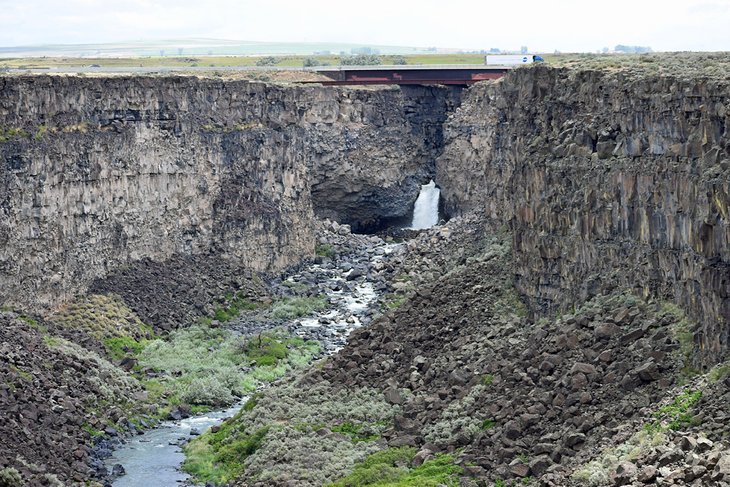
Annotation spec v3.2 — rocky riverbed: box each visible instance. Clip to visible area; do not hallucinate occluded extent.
[175,215,730,487]
[90,220,407,486]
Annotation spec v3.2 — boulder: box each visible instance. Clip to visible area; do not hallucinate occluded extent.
[634,361,660,382]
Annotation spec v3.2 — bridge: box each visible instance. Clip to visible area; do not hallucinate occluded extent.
[313,64,511,86]
[4,64,512,86]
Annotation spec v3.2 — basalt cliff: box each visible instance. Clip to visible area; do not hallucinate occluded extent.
[438,67,729,366]
[0,64,729,487]
[0,77,459,320]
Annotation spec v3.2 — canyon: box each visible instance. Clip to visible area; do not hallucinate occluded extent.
[0,63,729,486]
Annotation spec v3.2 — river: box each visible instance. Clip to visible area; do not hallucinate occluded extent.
[104,232,403,486]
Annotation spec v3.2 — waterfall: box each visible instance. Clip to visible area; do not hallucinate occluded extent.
[410,180,440,230]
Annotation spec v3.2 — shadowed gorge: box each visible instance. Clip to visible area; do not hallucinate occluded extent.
[1,62,729,487]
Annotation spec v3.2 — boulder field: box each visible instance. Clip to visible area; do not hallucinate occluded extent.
[0,60,728,486]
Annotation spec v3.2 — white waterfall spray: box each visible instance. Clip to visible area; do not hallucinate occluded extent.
[410,180,440,230]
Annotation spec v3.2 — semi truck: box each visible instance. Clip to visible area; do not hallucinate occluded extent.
[485,54,545,66]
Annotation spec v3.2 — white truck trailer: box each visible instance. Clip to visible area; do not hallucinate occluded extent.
[485,54,544,65]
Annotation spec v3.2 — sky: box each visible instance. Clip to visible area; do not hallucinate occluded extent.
[0,0,729,52]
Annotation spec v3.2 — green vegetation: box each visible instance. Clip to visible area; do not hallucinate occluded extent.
[18,314,47,333]
[242,394,259,412]
[327,447,463,487]
[49,294,155,362]
[281,279,310,293]
[424,384,486,445]
[494,287,528,318]
[271,296,328,320]
[0,467,23,487]
[708,362,730,382]
[183,415,270,484]
[661,303,698,377]
[138,326,319,407]
[645,389,702,433]
[4,52,730,81]
[315,243,336,259]
[0,127,29,143]
[340,54,382,66]
[51,294,154,341]
[384,293,407,311]
[1,122,95,142]
[481,374,494,386]
[81,423,104,438]
[242,333,288,366]
[382,273,414,311]
[0,53,488,70]
[184,381,398,485]
[210,292,258,323]
[481,419,496,430]
[331,422,380,443]
[103,335,149,361]
[34,124,48,140]
[255,56,279,66]
[573,428,668,485]
[8,365,32,382]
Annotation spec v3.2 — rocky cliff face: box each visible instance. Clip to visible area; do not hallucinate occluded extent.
[0,76,456,313]
[438,66,730,365]
[308,84,461,231]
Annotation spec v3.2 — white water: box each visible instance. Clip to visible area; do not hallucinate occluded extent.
[106,240,404,485]
[107,400,244,486]
[410,180,440,230]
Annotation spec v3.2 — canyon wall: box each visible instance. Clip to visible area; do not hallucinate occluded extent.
[0,76,452,313]
[438,66,730,365]
[2,70,727,362]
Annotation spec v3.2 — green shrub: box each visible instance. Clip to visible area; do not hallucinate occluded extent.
[50,294,154,345]
[255,56,279,66]
[179,376,235,406]
[184,381,398,486]
[243,333,288,366]
[340,54,382,66]
[271,296,328,320]
[708,363,730,382]
[645,389,702,433]
[0,467,22,487]
[423,385,485,445]
[328,447,463,487]
[243,394,260,412]
[0,127,29,143]
[385,294,407,311]
[211,292,258,323]
[316,244,336,258]
[661,303,698,376]
[103,335,148,360]
[183,425,269,484]
[331,422,380,443]
[138,326,318,408]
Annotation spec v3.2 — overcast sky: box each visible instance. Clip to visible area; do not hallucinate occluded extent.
[1,0,729,52]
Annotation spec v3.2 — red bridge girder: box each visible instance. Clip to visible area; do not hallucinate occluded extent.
[310,66,510,86]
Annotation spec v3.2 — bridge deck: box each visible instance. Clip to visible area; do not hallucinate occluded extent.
[313,64,511,85]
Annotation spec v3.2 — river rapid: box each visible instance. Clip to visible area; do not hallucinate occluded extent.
[103,228,404,486]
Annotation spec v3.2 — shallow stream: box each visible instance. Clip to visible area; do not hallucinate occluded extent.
[107,402,242,486]
[105,238,402,486]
